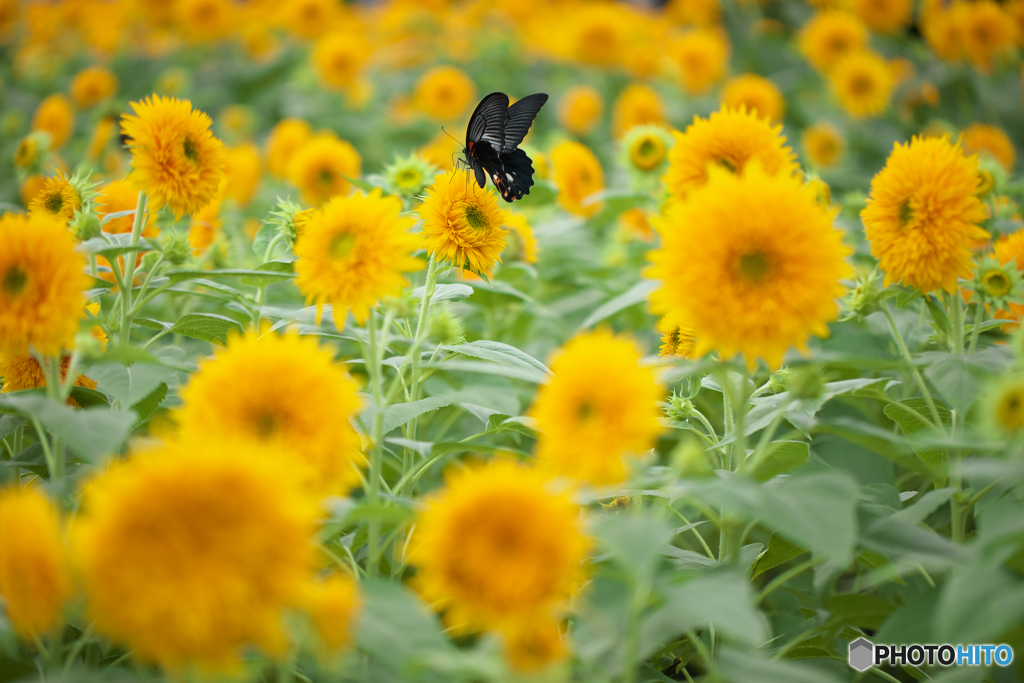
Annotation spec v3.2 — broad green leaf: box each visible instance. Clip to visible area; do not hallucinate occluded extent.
[883,398,950,482]
[751,441,809,481]
[130,383,167,424]
[751,533,806,578]
[0,416,27,441]
[924,354,981,414]
[595,512,674,582]
[239,259,294,286]
[343,501,416,526]
[875,589,938,644]
[134,318,172,332]
[425,359,548,383]
[77,233,159,260]
[164,268,295,286]
[356,578,452,671]
[814,418,928,476]
[892,488,955,526]
[440,340,551,378]
[824,593,896,630]
[0,394,136,462]
[373,396,452,435]
[251,220,278,258]
[89,362,173,408]
[717,648,844,683]
[895,289,923,308]
[856,550,905,585]
[577,279,659,331]
[412,283,474,303]
[169,313,244,346]
[67,386,110,409]
[936,565,1024,643]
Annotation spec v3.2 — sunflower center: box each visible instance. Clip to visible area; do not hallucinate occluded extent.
[898,199,914,226]
[465,203,489,230]
[2,266,28,297]
[254,412,278,437]
[632,137,664,170]
[44,191,64,214]
[998,391,1024,431]
[983,270,1012,297]
[330,231,358,259]
[318,168,334,185]
[396,168,421,188]
[738,250,771,283]
[577,400,595,422]
[717,157,737,173]
[849,73,874,96]
[14,139,35,167]
[182,136,200,164]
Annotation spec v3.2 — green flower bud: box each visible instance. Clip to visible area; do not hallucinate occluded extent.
[73,211,102,241]
[428,304,465,346]
[788,366,824,400]
[664,390,695,421]
[164,231,192,266]
[74,330,105,362]
[844,269,882,319]
[670,436,713,477]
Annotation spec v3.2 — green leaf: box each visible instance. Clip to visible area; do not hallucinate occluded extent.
[164,268,295,286]
[824,593,897,630]
[239,259,294,286]
[752,533,807,578]
[936,565,1024,643]
[343,501,416,526]
[67,386,110,409]
[883,399,950,482]
[169,313,245,346]
[251,220,278,257]
[895,289,924,308]
[425,359,548,383]
[0,416,27,441]
[577,280,659,331]
[373,396,453,435]
[0,394,136,462]
[717,648,844,683]
[356,578,452,671]
[856,550,905,585]
[595,512,675,582]
[892,488,955,526]
[751,441,810,481]
[924,353,983,413]
[440,340,551,378]
[77,233,159,260]
[89,362,173,408]
[130,383,167,425]
[412,283,473,303]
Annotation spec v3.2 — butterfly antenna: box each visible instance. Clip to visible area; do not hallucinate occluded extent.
[440,125,462,145]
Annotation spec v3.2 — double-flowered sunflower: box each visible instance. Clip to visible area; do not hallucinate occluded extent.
[420,169,509,275]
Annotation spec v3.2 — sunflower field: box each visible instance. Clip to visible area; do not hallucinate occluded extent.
[2,0,1024,681]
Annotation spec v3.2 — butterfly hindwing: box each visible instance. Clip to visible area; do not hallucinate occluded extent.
[499,148,536,201]
[502,93,548,154]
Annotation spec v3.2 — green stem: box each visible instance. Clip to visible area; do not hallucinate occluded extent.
[126,254,163,317]
[622,580,651,683]
[10,425,22,485]
[252,234,286,330]
[881,300,946,435]
[406,255,439,442]
[948,290,964,355]
[967,296,983,356]
[41,357,65,484]
[721,370,735,471]
[118,192,148,346]
[365,308,392,577]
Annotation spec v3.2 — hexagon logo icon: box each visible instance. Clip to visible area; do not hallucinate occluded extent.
[849,637,874,671]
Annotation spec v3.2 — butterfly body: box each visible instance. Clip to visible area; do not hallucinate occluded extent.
[463,92,548,202]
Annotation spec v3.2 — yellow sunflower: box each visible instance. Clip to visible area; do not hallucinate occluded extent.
[304,574,361,654]
[28,172,81,223]
[503,212,539,265]
[86,116,117,163]
[20,175,46,209]
[0,213,88,358]
[962,0,1016,72]
[419,169,509,275]
[503,619,567,673]
[862,136,989,293]
[414,65,476,121]
[73,438,318,671]
[829,51,895,119]
[670,28,730,95]
[265,118,312,178]
[799,10,869,72]
[284,0,339,39]
[657,313,697,359]
[70,65,118,108]
[0,486,71,639]
[287,132,362,205]
[222,143,261,206]
[962,123,1016,172]
[187,192,223,253]
[31,94,74,150]
[218,104,255,143]
[662,106,799,201]
[563,2,627,66]
[176,330,364,496]
[13,134,41,171]
[982,375,1024,438]
[624,126,672,172]
[529,329,664,486]
[801,123,845,168]
[314,31,371,91]
[648,162,853,370]
[409,459,590,634]
[96,179,159,236]
[1,307,104,400]
[557,85,604,137]
[550,141,605,218]
[922,0,967,62]
[664,0,721,27]
[851,0,912,34]
[121,95,226,219]
[175,0,235,42]
[612,83,667,139]
[295,189,423,327]
[720,74,785,123]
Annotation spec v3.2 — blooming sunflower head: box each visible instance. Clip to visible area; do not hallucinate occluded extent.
[829,51,896,119]
[0,485,71,639]
[266,118,312,178]
[657,313,697,359]
[414,65,477,121]
[502,212,539,265]
[528,329,664,486]
[973,254,1023,308]
[669,28,730,95]
[295,189,423,327]
[851,0,913,33]
[662,106,799,202]
[409,459,590,635]
[28,172,82,224]
[284,0,339,39]
[962,123,1016,173]
[73,437,319,671]
[981,375,1024,439]
[612,83,667,139]
[120,94,226,219]
[13,131,50,174]
[221,143,261,206]
[648,161,853,370]
[720,74,785,123]
[802,122,845,168]
[0,213,89,357]
[550,141,606,218]
[558,85,604,137]
[861,136,989,293]
[620,125,674,188]
[314,31,371,91]
[961,0,1016,72]
[798,10,869,72]
[70,65,118,109]
[303,573,361,657]
[31,94,74,150]
[419,169,509,276]
[382,152,438,200]
[287,132,362,206]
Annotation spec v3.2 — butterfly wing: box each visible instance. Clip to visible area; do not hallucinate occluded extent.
[502,93,548,154]
[466,92,510,152]
[496,148,537,202]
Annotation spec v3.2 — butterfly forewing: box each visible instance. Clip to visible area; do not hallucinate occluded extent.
[502,93,548,154]
[467,92,509,152]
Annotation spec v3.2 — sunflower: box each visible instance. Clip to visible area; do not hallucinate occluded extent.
[121,95,226,219]
[414,65,476,121]
[799,10,869,72]
[550,141,605,218]
[187,193,223,253]
[218,104,255,143]
[20,175,46,209]
[86,116,117,163]
[981,375,1024,438]
[31,94,73,149]
[284,0,339,39]
[801,123,845,168]
[962,123,1016,172]
[648,162,853,370]
[503,212,539,265]
[0,486,71,638]
[962,0,1016,72]
[221,143,261,206]
[28,172,81,223]
[176,330,365,495]
[0,213,88,358]
[295,189,423,327]
[266,118,312,178]
[720,74,785,123]
[175,0,234,42]
[74,438,318,671]
[612,83,667,139]
[314,31,371,91]
[670,28,730,95]
[382,153,438,200]
[657,313,697,359]
[618,207,655,242]
[13,134,42,171]
[563,3,627,66]
[96,179,159,236]
[851,0,912,33]
[419,169,508,275]
[861,136,988,293]
[409,459,590,635]
[557,85,604,137]
[70,65,118,108]
[1,309,103,400]
[503,619,567,673]
[973,255,1022,309]
[304,574,361,654]
[664,0,721,27]
[287,132,362,206]
[988,232,1024,325]
[529,329,664,485]
[620,125,674,190]
[662,106,799,201]
[829,51,895,119]
[922,0,967,61]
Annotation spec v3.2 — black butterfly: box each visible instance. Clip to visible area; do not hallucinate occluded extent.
[462,92,548,203]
